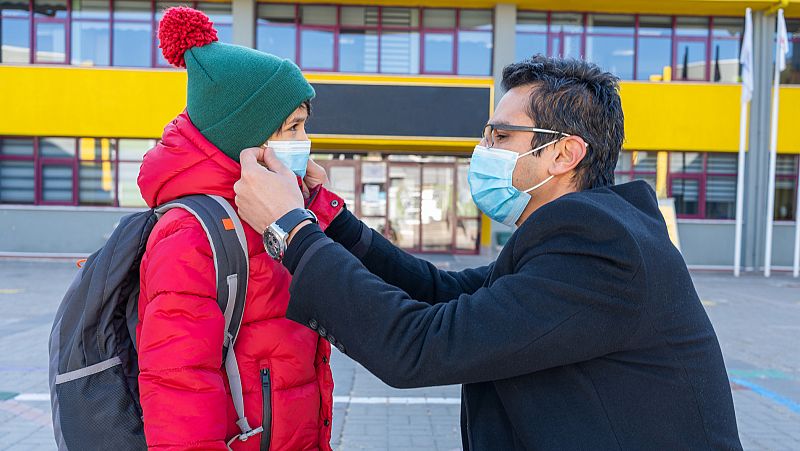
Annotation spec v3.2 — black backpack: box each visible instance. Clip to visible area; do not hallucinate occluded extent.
[49,195,263,450]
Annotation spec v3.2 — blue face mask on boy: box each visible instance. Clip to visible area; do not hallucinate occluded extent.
[467,139,559,227]
[267,140,312,178]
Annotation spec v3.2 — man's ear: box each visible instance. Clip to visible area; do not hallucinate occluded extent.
[551,137,587,176]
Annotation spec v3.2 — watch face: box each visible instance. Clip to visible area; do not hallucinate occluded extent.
[264,224,286,260]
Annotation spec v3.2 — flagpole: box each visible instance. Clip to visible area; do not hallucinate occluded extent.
[763,48,779,277]
[734,103,747,277]
[734,8,752,277]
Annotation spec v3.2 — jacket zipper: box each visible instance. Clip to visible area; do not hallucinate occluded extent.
[261,369,272,451]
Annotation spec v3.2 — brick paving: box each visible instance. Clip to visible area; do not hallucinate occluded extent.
[0,258,798,450]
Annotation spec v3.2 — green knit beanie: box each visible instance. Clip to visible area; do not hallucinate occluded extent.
[158,6,315,161]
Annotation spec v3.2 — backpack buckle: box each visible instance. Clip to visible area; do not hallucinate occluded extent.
[238,426,263,442]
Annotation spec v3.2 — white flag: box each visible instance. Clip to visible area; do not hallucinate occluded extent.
[777,9,789,72]
[740,8,754,103]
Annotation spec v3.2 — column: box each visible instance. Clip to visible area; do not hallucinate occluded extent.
[232,0,256,48]
[742,11,776,271]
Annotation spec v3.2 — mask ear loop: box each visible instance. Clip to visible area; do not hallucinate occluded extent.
[518,134,566,193]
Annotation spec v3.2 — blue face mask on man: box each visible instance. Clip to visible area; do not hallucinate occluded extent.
[467,138,561,227]
[267,140,312,178]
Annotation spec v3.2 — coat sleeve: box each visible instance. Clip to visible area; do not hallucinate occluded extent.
[137,211,228,450]
[285,197,645,388]
[306,190,490,304]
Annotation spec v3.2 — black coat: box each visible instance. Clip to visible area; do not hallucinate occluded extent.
[283,181,742,450]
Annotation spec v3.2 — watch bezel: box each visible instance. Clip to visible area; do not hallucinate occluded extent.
[263,222,289,261]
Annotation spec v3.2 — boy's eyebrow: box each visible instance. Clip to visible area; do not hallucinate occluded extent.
[285,111,308,126]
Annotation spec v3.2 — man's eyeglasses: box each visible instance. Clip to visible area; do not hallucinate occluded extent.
[481,124,586,149]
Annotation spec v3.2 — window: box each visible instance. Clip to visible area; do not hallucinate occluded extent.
[615,151,657,189]
[516,11,738,82]
[0,138,35,203]
[775,155,799,220]
[255,4,493,75]
[113,0,153,67]
[34,0,68,63]
[71,0,110,66]
[0,136,154,207]
[782,19,800,85]
[1,0,31,63]
[586,14,634,80]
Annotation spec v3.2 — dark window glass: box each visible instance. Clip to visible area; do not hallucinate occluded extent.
[42,164,73,203]
[300,5,336,26]
[587,14,634,35]
[300,29,334,70]
[256,4,296,61]
[780,19,799,84]
[516,11,547,33]
[0,138,34,156]
[676,16,709,37]
[340,6,378,27]
[550,13,583,33]
[113,0,150,20]
[706,176,736,219]
[40,138,75,158]
[423,9,455,29]
[707,153,737,173]
[775,155,798,220]
[339,29,378,73]
[423,32,453,73]
[1,0,31,63]
[671,178,700,216]
[670,152,703,173]
[0,161,35,203]
[638,15,672,37]
[381,8,419,27]
[197,2,232,43]
[460,10,492,30]
[458,30,492,75]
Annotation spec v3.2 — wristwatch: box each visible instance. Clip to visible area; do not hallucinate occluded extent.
[263,208,318,262]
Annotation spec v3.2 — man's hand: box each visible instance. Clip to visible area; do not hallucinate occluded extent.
[235,147,304,234]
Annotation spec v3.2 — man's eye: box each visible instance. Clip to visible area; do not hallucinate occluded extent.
[495,134,507,141]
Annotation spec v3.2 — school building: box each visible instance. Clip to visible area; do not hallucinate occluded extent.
[1,0,799,271]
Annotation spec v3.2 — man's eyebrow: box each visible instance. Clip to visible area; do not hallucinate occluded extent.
[487,121,512,128]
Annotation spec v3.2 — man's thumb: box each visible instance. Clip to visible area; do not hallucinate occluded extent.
[261,146,293,176]
[239,147,261,168]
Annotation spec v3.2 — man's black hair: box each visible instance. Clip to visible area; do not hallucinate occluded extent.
[501,55,623,190]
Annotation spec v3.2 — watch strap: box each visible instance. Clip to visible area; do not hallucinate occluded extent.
[275,208,317,236]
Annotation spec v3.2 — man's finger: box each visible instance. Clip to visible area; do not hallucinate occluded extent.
[239,147,261,168]
[261,146,295,177]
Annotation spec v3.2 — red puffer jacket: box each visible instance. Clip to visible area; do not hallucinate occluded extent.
[136,111,340,450]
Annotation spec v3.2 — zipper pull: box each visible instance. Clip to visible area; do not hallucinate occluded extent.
[261,368,270,385]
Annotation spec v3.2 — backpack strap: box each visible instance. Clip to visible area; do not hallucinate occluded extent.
[154,195,261,444]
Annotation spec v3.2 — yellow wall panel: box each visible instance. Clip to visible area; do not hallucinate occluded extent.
[1,65,798,153]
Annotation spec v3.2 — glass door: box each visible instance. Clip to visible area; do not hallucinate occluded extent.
[387,163,421,250]
[421,164,454,252]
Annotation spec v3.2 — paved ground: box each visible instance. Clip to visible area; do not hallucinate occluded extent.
[0,256,798,450]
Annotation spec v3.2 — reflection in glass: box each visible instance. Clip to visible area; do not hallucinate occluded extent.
[388,165,420,249]
[587,14,634,34]
[35,21,66,62]
[80,161,116,205]
[670,152,703,173]
[301,29,334,70]
[515,33,546,61]
[460,10,492,30]
[42,165,73,203]
[40,138,75,158]
[113,22,152,67]
[676,16,709,37]
[456,164,478,217]
[586,35,633,79]
[380,30,420,74]
[113,0,151,20]
[423,9,455,29]
[256,24,296,61]
[327,166,356,207]
[516,11,547,33]
[340,6,378,27]
[706,176,736,219]
[0,161,35,203]
[637,37,671,80]
[455,219,479,251]
[1,1,31,63]
[550,13,583,33]
[423,32,453,73]
[421,166,453,252]
[638,15,672,37]
[72,21,110,65]
[671,178,699,215]
[339,29,378,72]
[458,31,492,75]
[301,5,336,26]
[676,40,707,80]
[118,161,147,207]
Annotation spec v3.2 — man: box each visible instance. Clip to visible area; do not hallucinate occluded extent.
[234,56,742,450]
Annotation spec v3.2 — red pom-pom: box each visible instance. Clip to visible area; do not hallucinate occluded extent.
[158,7,218,68]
